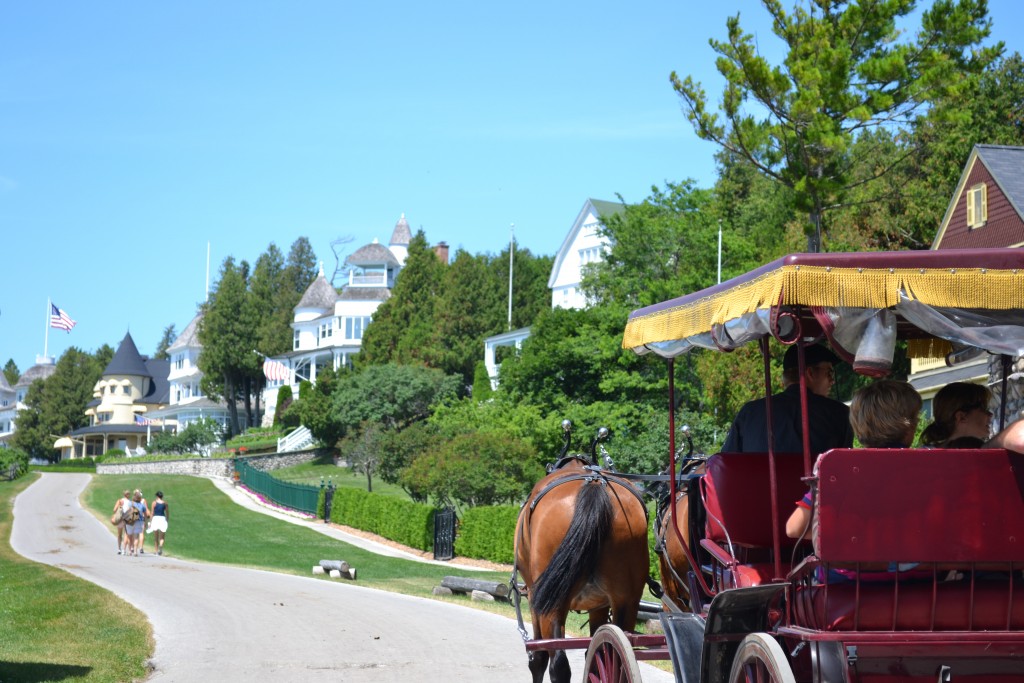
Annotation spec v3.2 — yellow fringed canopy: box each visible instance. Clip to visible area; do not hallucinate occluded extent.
[622,250,1024,354]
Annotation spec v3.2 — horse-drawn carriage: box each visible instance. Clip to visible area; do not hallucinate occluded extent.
[513,249,1024,682]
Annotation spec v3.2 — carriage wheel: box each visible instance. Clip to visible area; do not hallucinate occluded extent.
[583,624,643,683]
[728,633,796,683]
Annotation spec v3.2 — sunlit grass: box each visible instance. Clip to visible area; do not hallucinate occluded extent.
[0,475,152,683]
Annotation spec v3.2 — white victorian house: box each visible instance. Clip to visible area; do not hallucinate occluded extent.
[547,198,625,309]
[262,214,413,421]
[485,198,625,387]
[0,356,57,445]
[145,312,232,434]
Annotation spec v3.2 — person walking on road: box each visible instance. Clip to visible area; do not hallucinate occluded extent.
[111,489,131,555]
[125,490,147,556]
[148,490,169,556]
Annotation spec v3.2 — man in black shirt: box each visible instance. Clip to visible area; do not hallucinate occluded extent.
[721,344,853,456]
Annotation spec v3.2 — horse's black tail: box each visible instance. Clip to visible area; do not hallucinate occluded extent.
[530,481,612,616]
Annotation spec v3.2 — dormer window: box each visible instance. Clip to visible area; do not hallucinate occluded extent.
[967,183,988,228]
[293,329,301,350]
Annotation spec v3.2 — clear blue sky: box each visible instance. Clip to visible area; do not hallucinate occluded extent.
[1,1,1020,372]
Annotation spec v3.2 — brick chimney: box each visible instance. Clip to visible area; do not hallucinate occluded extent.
[433,242,450,264]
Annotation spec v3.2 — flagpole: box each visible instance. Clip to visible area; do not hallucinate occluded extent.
[44,298,50,359]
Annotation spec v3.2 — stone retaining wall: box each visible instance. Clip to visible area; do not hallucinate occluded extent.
[96,449,321,477]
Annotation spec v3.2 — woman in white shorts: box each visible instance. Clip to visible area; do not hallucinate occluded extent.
[148,490,169,555]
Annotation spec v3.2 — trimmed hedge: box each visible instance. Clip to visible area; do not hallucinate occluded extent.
[324,486,438,552]
[455,505,519,565]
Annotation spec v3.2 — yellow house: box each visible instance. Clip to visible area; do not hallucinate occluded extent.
[62,332,171,458]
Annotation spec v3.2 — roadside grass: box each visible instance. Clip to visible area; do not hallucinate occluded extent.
[269,455,409,498]
[83,474,505,590]
[0,475,152,683]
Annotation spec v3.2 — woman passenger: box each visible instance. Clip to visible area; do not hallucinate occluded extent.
[919,382,1024,452]
[786,380,921,539]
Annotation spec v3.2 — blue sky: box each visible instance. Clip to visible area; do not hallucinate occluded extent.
[1,1,1021,372]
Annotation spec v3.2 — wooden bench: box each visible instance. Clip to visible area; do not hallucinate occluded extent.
[792,448,1024,632]
[700,451,809,588]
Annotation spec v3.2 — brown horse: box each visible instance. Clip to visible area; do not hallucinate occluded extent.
[654,458,706,613]
[515,458,650,683]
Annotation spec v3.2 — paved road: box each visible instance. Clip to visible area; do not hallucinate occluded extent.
[11,473,675,682]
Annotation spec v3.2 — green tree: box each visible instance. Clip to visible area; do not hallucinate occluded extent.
[432,249,503,385]
[11,347,105,460]
[153,324,177,361]
[3,359,20,387]
[672,0,999,251]
[282,236,319,297]
[492,246,555,331]
[198,257,259,436]
[330,363,460,437]
[292,367,345,447]
[375,421,439,501]
[338,421,385,492]
[401,432,542,508]
[583,182,718,308]
[359,231,443,367]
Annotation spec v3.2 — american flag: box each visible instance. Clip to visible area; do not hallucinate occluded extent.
[135,414,154,426]
[263,359,291,382]
[50,303,77,332]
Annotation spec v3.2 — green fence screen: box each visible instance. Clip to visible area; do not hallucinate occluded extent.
[234,458,320,514]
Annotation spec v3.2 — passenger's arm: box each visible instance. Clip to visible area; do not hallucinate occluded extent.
[786,505,811,539]
[985,419,1024,453]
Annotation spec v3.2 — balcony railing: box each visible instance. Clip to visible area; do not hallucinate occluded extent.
[351,273,386,286]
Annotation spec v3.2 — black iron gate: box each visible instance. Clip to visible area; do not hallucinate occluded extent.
[433,507,456,561]
[323,484,335,523]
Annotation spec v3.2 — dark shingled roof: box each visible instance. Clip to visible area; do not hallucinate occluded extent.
[15,360,56,388]
[167,312,202,352]
[347,242,400,267]
[390,214,412,246]
[104,333,151,378]
[338,287,391,301]
[297,273,339,310]
[144,358,171,403]
[975,145,1024,220]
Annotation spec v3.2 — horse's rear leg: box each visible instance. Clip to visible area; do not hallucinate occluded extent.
[528,650,548,683]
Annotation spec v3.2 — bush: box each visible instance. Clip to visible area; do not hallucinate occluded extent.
[104,448,126,457]
[454,505,519,564]
[401,432,542,508]
[328,487,437,551]
[149,418,222,455]
[274,385,293,426]
[0,446,30,479]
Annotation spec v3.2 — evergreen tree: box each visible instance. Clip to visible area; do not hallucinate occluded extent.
[198,257,259,435]
[359,231,443,367]
[10,347,104,460]
[3,359,19,387]
[433,249,503,385]
[282,236,318,297]
[672,0,999,251]
[154,324,177,361]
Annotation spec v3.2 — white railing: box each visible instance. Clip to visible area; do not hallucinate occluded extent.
[277,425,315,453]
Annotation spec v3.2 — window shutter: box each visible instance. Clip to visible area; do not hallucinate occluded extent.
[981,184,988,224]
[967,189,976,227]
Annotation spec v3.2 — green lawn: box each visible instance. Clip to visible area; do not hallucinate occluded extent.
[268,455,410,499]
[0,475,152,683]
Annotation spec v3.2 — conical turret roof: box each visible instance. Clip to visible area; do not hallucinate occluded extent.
[390,213,411,246]
[296,265,339,310]
[104,332,151,378]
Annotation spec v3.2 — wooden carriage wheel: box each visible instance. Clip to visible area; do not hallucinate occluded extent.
[728,633,796,683]
[583,624,643,683]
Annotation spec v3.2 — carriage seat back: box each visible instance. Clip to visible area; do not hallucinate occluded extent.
[814,448,1024,564]
[703,451,808,549]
